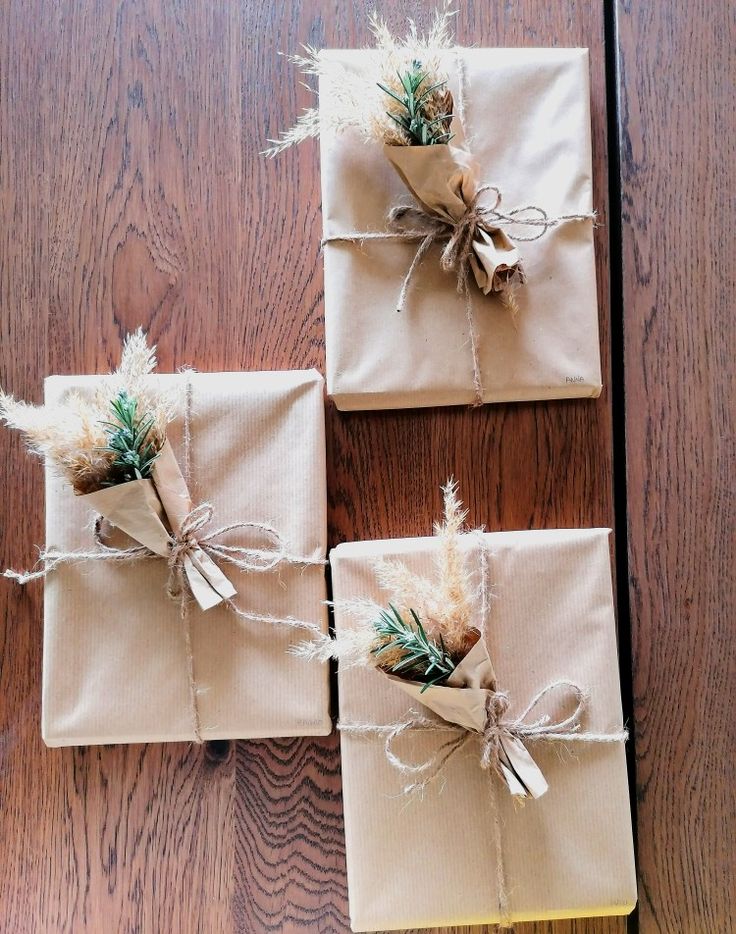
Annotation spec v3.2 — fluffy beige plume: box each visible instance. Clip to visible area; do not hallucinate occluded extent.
[0,329,173,494]
[100,328,173,445]
[368,1,456,56]
[264,2,457,156]
[263,100,321,156]
[295,477,478,674]
[369,477,474,654]
[0,389,114,492]
[431,477,475,649]
[290,602,380,668]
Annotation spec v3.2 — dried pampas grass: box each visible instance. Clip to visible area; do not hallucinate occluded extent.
[292,478,480,672]
[264,2,457,156]
[0,329,174,494]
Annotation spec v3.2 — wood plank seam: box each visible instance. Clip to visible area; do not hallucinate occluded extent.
[603,3,640,932]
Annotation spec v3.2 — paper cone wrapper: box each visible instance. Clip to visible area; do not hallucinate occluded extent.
[42,370,330,746]
[331,528,636,930]
[384,144,522,294]
[319,48,601,410]
[83,479,171,555]
[387,636,549,799]
[81,443,237,611]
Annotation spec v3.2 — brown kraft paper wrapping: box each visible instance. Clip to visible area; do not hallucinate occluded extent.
[320,48,601,410]
[42,369,330,746]
[331,529,636,931]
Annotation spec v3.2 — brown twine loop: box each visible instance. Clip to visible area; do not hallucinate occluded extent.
[178,581,203,744]
[480,690,513,926]
[480,690,511,775]
[164,502,213,600]
[387,184,578,312]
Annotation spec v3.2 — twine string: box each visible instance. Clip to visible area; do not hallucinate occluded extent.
[338,683,625,793]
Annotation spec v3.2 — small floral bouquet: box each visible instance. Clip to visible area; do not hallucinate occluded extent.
[0,330,236,610]
[267,3,525,315]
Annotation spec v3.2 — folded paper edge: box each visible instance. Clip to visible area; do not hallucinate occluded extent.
[330,527,613,561]
[348,900,637,933]
[328,381,604,411]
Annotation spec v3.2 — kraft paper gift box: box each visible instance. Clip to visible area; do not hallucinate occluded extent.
[319,48,601,410]
[41,369,330,746]
[331,528,636,931]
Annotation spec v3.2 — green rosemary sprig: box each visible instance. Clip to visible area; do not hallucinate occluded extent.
[378,59,454,146]
[371,604,456,692]
[100,391,160,485]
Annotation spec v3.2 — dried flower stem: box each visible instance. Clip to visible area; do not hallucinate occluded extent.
[263,2,457,156]
[0,329,173,494]
[292,478,480,679]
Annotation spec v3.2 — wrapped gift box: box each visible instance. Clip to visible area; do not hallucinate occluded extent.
[42,369,330,746]
[320,48,601,410]
[331,528,636,931]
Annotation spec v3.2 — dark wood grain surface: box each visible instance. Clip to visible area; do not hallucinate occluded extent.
[615,2,735,932]
[0,1,628,932]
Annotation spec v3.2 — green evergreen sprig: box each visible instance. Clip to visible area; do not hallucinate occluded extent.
[100,391,160,485]
[371,604,456,692]
[378,59,454,146]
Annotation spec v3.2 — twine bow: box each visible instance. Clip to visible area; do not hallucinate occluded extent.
[166,502,214,593]
[339,679,624,797]
[162,501,300,602]
[480,689,512,776]
[388,183,595,304]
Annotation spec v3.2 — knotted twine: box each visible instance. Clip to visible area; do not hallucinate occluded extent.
[321,50,596,406]
[337,540,627,929]
[4,378,326,744]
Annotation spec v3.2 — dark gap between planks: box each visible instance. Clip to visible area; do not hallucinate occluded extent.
[603,3,640,932]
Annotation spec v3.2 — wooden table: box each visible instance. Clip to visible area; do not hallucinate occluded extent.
[0,3,732,932]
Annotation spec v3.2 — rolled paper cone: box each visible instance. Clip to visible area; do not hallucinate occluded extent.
[384,143,523,294]
[82,479,171,556]
[148,439,193,529]
[387,635,549,799]
[384,143,479,223]
[151,440,237,610]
